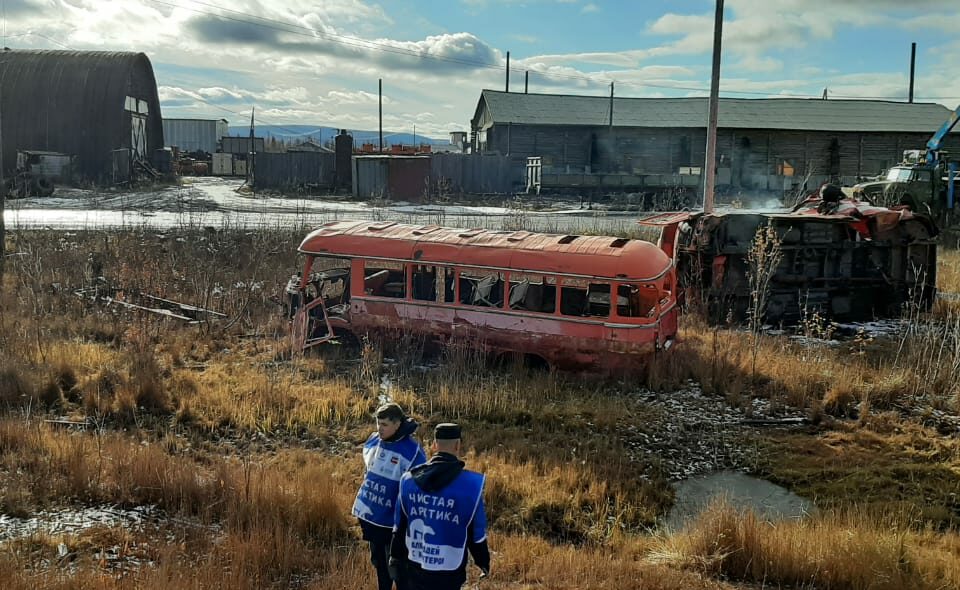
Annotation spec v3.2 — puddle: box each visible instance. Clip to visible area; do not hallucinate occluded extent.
[664,470,815,531]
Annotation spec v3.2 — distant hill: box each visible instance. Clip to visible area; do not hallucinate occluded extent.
[226,125,449,147]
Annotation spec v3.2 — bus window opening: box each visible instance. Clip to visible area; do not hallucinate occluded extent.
[364,261,406,298]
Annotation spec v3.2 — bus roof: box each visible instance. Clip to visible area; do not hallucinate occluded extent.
[298,221,672,281]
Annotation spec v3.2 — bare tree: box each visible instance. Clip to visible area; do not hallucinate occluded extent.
[747,222,783,380]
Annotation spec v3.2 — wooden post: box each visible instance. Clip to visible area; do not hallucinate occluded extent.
[505,51,510,92]
[378,78,383,153]
[703,0,724,214]
[608,82,614,172]
[909,42,917,103]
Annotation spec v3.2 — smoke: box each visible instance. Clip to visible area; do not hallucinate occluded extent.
[728,194,788,212]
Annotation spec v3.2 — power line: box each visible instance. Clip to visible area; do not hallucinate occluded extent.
[144,0,960,103]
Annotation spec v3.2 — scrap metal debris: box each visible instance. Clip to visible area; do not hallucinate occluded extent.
[74,286,226,323]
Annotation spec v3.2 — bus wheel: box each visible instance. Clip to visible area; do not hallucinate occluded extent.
[491,351,520,370]
[523,354,550,371]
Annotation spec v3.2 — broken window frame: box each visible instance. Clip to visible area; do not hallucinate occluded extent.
[505,272,558,314]
[457,268,506,308]
[410,263,455,304]
[610,281,661,322]
[559,277,613,319]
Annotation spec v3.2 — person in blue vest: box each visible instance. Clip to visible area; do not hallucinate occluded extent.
[353,402,427,590]
[389,423,490,590]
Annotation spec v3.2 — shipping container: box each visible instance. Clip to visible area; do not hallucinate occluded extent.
[212,152,234,176]
[16,150,74,180]
[162,119,228,154]
[234,159,247,177]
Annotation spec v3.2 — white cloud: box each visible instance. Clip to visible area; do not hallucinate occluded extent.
[324,90,387,105]
[730,56,784,74]
[581,3,599,13]
[6,0,960,136]
[522,49,654,68]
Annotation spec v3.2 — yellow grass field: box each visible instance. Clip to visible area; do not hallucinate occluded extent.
[1,228,959,589]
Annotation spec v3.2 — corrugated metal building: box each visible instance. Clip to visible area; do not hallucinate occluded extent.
[162,118,229,154]
[471,90,960,189]
[0,49,164,181]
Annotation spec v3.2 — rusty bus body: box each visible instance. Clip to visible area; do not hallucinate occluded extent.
[289,221,678,371]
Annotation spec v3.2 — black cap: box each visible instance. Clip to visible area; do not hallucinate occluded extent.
[375,402,405,422]
[435,423,461,440]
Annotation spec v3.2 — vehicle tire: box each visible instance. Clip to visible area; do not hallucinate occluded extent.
[899,193,917,211]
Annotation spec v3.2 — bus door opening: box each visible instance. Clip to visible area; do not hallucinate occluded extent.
[289,261,351,351]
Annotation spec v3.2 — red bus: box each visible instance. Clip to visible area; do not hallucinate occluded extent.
[288,220,678,372]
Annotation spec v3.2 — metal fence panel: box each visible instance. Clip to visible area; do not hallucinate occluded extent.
[253,152,336,190]
[430,153,520,194]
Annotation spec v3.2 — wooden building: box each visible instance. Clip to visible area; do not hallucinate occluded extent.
[470,90,960,191]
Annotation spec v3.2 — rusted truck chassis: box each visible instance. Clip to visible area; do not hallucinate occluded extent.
[652,193,939,324]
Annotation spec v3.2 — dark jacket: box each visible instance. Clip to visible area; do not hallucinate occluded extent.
[390,452,490,579]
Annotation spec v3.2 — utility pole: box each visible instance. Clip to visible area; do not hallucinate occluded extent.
[608,81,615,172]
[908,42,917,103]
[248,106,256,190]
[525,71,529,94]
[703,0,724,214]
[608,81,614,129]
[1,50,7,276]
[378,78,383,153]
[505,51,510,92]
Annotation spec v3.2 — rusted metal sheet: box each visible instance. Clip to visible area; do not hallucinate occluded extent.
[299,221,672,281]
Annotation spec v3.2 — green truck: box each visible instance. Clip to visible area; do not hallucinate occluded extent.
[851,105,958,230]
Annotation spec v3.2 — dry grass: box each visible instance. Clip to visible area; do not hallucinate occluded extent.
[939,247,960,294]
[652,500,960,590]
[3,227,960,589]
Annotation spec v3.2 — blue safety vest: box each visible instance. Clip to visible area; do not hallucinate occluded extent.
[397,470,487,572]
[352,434,427,528]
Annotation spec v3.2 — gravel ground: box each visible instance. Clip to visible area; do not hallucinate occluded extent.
[617,381,809,482]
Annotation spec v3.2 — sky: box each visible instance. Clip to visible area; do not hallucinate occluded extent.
[3,0,960,139]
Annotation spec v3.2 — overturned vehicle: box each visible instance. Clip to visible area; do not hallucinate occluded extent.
[643,187,939,325]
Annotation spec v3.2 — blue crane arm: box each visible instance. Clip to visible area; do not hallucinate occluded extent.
[926,104,960,154]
